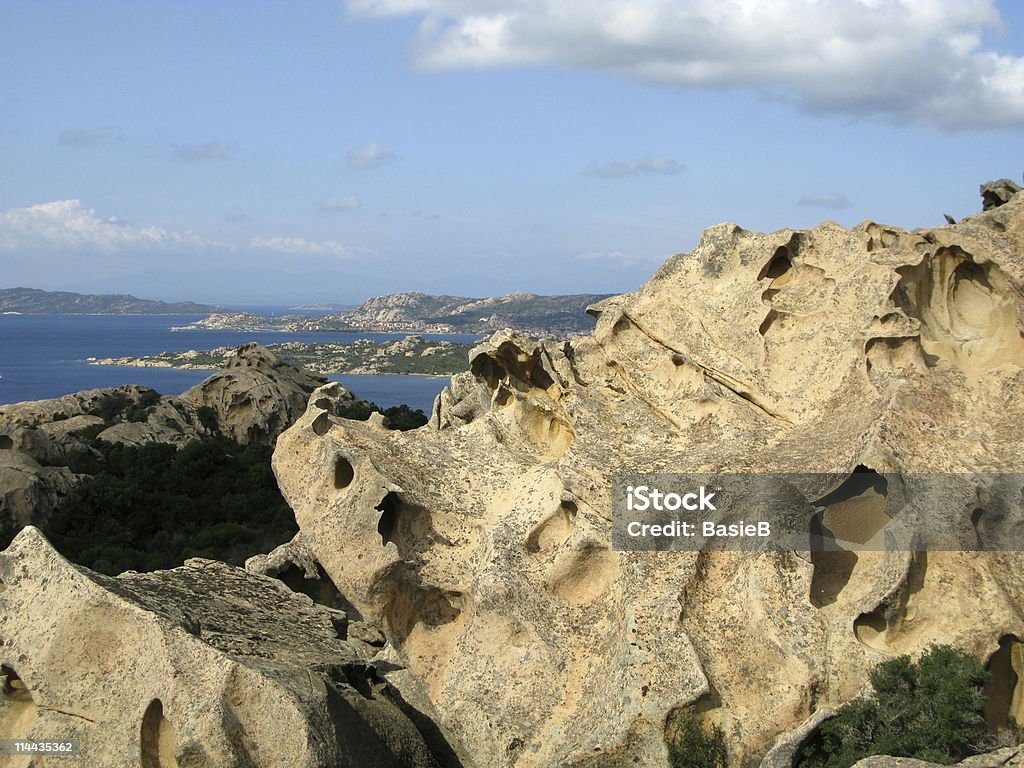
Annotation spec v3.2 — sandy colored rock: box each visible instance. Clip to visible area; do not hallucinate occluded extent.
[0,526,452,767]
[181,342,326,445]
[854,746,1023,768]
[273,183,1024,767]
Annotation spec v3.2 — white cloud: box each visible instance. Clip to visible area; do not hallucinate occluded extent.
[347,142,398,168]
[170,140,238,162]
[318,195,362,212]
[0,200,361,262]
[0,200,207,252]
[798,193,852,209]
[249,235,354,258]
[346,0,1024,130]
[582,157,682,178]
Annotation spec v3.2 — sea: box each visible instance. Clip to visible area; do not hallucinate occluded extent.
[0,311,480,414]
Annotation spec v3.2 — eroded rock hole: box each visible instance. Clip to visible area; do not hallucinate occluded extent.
[334,456,355,489]
[759,309,780,336]
[386,580,464,645]
[758,246,793,281]
[853,551,928,652]
[813,468,890,545]
[276,562,351,613]
[376,492,400,546]
[985,635,1024,733]
[140,698,177,768]
[526,499,578,554]
[0,435,12,450]
[809,468,889,607]
[312,412,333,436]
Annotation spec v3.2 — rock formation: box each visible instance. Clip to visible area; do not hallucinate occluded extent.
[853,747,1023,768]
[271,183,1024,766]
[0,526,453,767]
[0,344,325,538]
[181,342,326,445]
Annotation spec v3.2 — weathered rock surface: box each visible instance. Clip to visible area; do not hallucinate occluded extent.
[273,183,1024,767]
[854,746,1023,768]
[981,179,1023,211]
[0,526,452,767]
[0,344,326,537]
[180,342,326,445]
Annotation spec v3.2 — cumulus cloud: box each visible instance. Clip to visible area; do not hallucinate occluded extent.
[249,235,354,258]
[798,193,853,209]
[347,142,398,169]
[0,200,207,252]
[317,195,362,212]
[0,200,360,262]
[582,157,682,178]
[58,127,121,148]
[170,140,238,163]
[346,0,1024,130]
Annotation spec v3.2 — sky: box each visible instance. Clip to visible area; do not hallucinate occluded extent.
[0,0,1022,306]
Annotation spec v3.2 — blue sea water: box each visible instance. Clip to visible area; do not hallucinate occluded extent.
[0,314,477,414]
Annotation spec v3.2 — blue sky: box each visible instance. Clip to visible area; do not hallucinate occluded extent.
[1,0,1022,305]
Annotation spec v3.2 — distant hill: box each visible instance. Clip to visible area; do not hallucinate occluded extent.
[0,288,218,315]
[186,291,613,336]
[344,291,613,334]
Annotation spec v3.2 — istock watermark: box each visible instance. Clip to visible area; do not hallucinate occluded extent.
[611,472,1024,552]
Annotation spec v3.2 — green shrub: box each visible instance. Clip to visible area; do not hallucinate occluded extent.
[333,399,428,431]
[796,645,991,768]
[42,436,296,575]
[666,709,727,768]
[90,391,132,421]
[195,405,220,433]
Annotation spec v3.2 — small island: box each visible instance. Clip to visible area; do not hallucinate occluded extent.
[0,287,218,315]
[90,335,474,376]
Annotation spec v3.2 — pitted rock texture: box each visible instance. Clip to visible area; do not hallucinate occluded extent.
[181,342,326,445]
[0,527,449,768]
[273,184,1024,767]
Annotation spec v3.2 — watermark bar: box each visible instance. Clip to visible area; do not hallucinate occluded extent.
[612,473,1024,552]
[0,739,80,756]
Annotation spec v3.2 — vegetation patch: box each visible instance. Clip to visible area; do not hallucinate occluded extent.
[796,645,994,768]
[665,709,727,768]
[44,437,296,575]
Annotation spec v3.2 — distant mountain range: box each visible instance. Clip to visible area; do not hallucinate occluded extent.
[1,287,613,335]
[0,288,218,315]
[185,291,613,336]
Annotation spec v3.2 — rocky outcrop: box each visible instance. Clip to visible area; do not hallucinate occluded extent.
[981,179,1023,211]
[273,182,1024,767]
[0,344,327,537]
[853,746,1023,768]
[0,526,453,767]
[181,342,326,445]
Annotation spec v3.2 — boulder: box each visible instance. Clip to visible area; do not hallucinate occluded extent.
[181,342,326,445]
[0,526,452,767]
[272,182,1024,766]
[981,179,1023,211]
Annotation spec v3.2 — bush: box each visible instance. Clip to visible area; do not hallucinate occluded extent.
[666,709,727,768]
[334,399,428,431]
[797,645,992,768]
[195,405,220,433]
[42,436,296,575]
